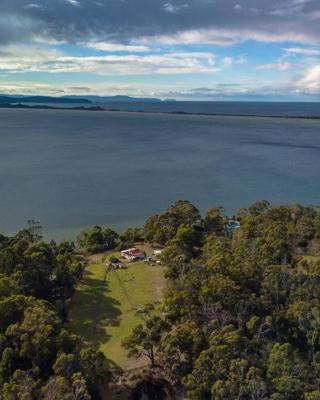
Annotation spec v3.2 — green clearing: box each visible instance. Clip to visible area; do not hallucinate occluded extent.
[302,255,320,262]
[69,256,165,371]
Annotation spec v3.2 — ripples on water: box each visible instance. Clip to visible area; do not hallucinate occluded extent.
[0,103,319,240]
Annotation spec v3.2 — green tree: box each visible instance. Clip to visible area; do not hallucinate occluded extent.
[1,370,39,400]
[143,200,200,244]
[123,316,168,367]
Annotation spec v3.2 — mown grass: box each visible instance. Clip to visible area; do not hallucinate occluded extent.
[69,255,165,371]
[302,255,320,262]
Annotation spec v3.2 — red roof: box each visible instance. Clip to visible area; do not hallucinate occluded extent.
[122,248,144,257]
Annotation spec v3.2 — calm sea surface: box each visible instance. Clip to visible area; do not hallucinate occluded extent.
[0,103,319,240]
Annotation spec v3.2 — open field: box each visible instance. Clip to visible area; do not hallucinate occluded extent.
[302,255,320,262]
[69,253,165,371]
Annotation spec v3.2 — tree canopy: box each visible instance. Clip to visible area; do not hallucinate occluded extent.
[125,201,320,400]
[0,226,105,399]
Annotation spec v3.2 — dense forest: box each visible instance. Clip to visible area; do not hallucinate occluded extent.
[125,200,320,400]
[0,221,105,399]
[1,201,320,399]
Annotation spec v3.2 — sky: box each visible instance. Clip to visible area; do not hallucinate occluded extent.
[0,0,320,100]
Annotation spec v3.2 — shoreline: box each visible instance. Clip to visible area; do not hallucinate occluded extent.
[1,102,320,121]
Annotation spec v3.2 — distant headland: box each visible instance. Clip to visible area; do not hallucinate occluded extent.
[0,94,164,105]
[0,95,91,104]
[0,95,319,120]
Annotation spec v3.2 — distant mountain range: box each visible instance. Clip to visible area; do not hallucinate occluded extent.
[64,95,164,103]
[0,95,166,104]
[0,95,91,104]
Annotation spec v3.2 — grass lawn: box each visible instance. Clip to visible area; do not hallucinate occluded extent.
[302,255,320,262]
[69,255,165,371]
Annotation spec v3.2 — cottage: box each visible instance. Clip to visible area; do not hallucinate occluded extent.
[121,248,145,262]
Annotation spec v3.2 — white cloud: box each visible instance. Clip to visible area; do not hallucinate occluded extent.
[222,57,233,67]
[221,56,247,67]
[236,56,247,64]
[1,63,319,100]
[177,84,251,98]
[0,80,184,98]
[284,47,320,56]
[163,2,189,13]
[295,64,320,93]
[140,27,319,47]
[256,62,292,71]
[23,3,43,9]
[0,44,61,67]
[65,0,81,6]
[0,46,219,75]
[86,42,150,53]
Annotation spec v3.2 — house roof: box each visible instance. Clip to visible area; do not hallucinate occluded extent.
[121,248,144,257]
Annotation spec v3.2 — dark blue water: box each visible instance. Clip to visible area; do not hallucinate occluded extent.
[98,101,320,118]
[23,100,320,118]
[0,104,319,240]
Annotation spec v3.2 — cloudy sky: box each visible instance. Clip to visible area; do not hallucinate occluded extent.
[0,0,320,100]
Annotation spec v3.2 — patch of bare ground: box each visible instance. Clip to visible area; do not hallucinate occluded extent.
[308,238,320,256]
[87,252,107,264]
[134,242,163,257]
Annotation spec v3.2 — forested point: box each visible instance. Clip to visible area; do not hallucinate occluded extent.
[1,200,320,399]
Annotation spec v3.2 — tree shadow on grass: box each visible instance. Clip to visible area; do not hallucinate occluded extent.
[104,358,124,374]
[70,270,122,353]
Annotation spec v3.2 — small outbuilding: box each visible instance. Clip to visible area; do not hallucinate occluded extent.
[108,262,127,270]
[226,220,241,237]
[153,249,163,257]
